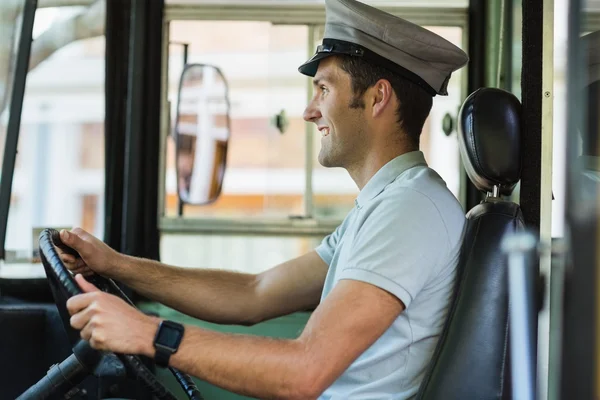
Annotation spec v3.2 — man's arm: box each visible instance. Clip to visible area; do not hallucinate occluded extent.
[115,251,328,325]
[58,228,328,325]
[155,279,404,399]
[67,276,405,400]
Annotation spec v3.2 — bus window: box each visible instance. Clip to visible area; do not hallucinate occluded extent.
[0,1,26,185]
[0,4,20,116]
[161,233,322,274]
[166,21,309,219]
[165,20,467,223]
[4,6,106,260]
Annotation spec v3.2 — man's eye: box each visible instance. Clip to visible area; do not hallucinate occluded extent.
[320,86,329,93]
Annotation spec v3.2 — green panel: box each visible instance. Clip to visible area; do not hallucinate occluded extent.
[486,0,503,88]
[485,0,518,91]
[139,302,311,400]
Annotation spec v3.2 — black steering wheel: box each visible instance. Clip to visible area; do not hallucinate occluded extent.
[24,228,204,400]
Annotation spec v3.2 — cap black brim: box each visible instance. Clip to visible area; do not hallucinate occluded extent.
[299,39,437,96]
[298,52,337,77]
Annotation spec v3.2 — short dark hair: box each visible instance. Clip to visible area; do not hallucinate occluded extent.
[337,55,433,148]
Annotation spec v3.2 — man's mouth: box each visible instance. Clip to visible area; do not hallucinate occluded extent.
[319,127,330,137]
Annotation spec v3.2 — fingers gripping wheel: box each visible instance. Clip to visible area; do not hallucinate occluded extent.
[39,228,204,400]
[49,229,124,295]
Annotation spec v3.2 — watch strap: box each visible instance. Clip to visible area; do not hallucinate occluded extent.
[154,345,172,368]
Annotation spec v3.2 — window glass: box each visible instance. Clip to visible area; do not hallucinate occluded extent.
[4,6,105,259]
[0,1,26,179]
[166,21,309,219]
[167,22,466,221]
[161,234,323,273]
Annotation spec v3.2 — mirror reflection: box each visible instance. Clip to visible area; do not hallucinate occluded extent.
[175,64,231,205]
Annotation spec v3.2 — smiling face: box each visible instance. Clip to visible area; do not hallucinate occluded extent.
[303,57,370,169]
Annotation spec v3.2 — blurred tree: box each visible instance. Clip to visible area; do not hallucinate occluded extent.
[0,0,104,112]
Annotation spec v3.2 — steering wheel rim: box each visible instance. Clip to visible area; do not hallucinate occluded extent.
[39,228,203,400]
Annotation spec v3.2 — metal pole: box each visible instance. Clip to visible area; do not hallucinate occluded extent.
[157,20,170,221]
[502,231,539,400]
[122,0,147,253]
[465,0,487,210]
[538,1,555,398]
[178,42,189,217]
[498,0,514,91]
[304,26,316,219]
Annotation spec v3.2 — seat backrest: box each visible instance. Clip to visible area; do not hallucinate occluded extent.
[417,88,524,400]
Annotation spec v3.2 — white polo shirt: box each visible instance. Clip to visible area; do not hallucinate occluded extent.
[316,151,466,400]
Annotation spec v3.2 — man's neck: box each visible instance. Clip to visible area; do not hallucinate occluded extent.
[347,147,416,190]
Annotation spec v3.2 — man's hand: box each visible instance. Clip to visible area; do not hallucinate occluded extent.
[66,274,159,356]
[56,228,122,278]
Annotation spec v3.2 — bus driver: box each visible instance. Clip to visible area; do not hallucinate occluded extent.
[58,0,469,398]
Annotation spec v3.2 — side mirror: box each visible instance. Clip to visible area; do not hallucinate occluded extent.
[174,64,231,205]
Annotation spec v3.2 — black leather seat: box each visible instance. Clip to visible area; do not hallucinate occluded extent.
[417,87,525,400]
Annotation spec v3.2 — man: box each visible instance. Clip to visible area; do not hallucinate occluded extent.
[59,0,468,398]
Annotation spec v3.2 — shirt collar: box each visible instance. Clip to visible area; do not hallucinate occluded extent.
[355,151,428,208]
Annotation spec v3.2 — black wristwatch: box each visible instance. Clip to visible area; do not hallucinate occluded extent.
[153,320,185,368]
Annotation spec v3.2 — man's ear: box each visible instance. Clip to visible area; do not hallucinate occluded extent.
[371,79,394,118]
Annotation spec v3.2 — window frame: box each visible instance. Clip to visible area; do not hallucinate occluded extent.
[159,3,469,236]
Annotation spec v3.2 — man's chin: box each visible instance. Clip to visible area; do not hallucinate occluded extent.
[318,152,331,168]
[318,156,341,169]
[318,148,344,168]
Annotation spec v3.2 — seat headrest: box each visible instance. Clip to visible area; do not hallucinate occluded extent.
[458,88,522,195]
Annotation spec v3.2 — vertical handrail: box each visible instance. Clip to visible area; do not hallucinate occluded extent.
[502,231,539,400]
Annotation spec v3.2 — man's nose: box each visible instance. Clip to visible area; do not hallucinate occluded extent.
[303,100,322,122]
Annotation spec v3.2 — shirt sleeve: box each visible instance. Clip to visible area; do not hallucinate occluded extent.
[315,209,356,266]
[338,190,450,309]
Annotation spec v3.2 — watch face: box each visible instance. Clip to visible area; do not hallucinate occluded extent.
[157,322,183,350]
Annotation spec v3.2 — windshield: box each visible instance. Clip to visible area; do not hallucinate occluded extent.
[1,3,106,265]
[0,1,25,164]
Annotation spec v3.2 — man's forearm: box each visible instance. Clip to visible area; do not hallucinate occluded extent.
[112,256,261,325]
[142,322,321,400]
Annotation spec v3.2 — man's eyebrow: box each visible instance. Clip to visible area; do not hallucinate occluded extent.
[313,75,334,87]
